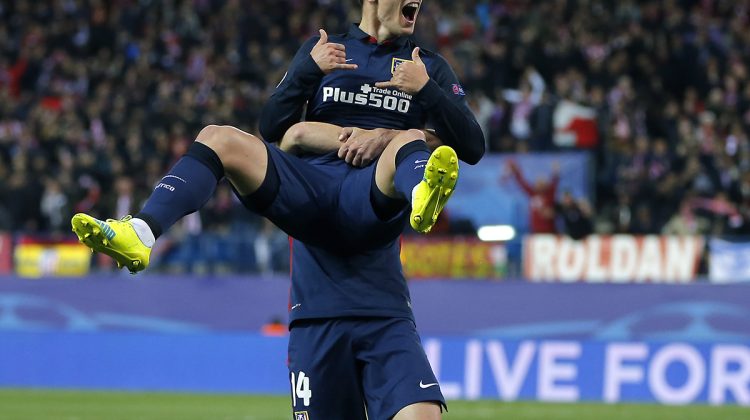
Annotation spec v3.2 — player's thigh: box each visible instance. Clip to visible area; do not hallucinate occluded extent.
[288,319,368,420]
[236,143,342,246]
[356,318,446,420]
[392,402,442,420]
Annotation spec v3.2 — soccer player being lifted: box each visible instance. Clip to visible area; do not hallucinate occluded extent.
[71,1,484,419]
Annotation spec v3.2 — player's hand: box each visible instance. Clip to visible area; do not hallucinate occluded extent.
[374,47,429,94]
[338,127,396,167]
[310,29,358,74]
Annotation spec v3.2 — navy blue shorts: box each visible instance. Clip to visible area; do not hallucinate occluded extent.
[288,317,446,420]
[244,143,408,253]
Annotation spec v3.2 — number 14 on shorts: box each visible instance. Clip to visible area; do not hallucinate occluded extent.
[291,371,312,407]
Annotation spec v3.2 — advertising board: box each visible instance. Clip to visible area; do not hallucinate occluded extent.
[401,237,506,279]
[523,235,704,283]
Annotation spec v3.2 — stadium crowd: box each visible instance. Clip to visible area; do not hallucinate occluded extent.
[1,0,750,271]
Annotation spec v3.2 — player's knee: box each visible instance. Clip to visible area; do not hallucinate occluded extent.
[196,124,227,149]
[405,128,426,141]
[196,124,259,158]
[387,129,426,152]
[395,129,426,144]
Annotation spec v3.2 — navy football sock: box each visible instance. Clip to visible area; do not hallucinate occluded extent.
[393,140,431,203]
[136,142,224,239]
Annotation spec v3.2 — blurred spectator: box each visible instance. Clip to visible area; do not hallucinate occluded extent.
[662,197,710,236]
[261,316,288,337]
[691,192,744,235]
[505,160,559,234]
[201,182,234,232]
[254,218,289,276]
[555,191,592,240]
[503,67,545,144]
[40,178,69,234]
[107,176,139,219]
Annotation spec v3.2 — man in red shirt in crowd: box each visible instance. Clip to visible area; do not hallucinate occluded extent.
[506,160,560,233]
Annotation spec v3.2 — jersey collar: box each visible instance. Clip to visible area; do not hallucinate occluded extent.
[347,23,411,48]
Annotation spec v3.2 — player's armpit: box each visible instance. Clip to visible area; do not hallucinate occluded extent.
[279,121,344,155]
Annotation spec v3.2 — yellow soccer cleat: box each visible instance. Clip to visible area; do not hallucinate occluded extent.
[410,145,459,233]
[71,214,151,274]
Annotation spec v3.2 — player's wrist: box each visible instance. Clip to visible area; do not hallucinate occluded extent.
[375,127,397,138]
[413,79,442,107]
[413,76,429,94]
[300,54,326,80]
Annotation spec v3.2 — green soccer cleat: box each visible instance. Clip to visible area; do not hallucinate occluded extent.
[410,145,459,234]
[71,213,151,274]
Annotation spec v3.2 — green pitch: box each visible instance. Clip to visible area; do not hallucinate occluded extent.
[0,389,747,420]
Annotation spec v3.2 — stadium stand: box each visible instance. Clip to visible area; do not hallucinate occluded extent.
[1,0,750,272]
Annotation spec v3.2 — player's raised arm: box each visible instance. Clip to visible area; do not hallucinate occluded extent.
[259,30,357,144]
[258,36,321,143]
[377,48,485,165]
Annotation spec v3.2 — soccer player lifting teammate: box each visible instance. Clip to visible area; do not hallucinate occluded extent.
[71,0,484,419]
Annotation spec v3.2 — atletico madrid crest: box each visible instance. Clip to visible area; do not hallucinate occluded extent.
[391,57,412,74]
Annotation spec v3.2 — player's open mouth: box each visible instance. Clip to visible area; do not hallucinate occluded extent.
[401,1,420,24]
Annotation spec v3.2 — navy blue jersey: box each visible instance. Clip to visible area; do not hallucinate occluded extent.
[258,145,413,323]
[258,25,485,323]
[260,24,485,164]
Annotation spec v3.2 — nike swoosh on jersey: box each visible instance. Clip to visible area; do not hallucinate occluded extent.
[419,381,439,389]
